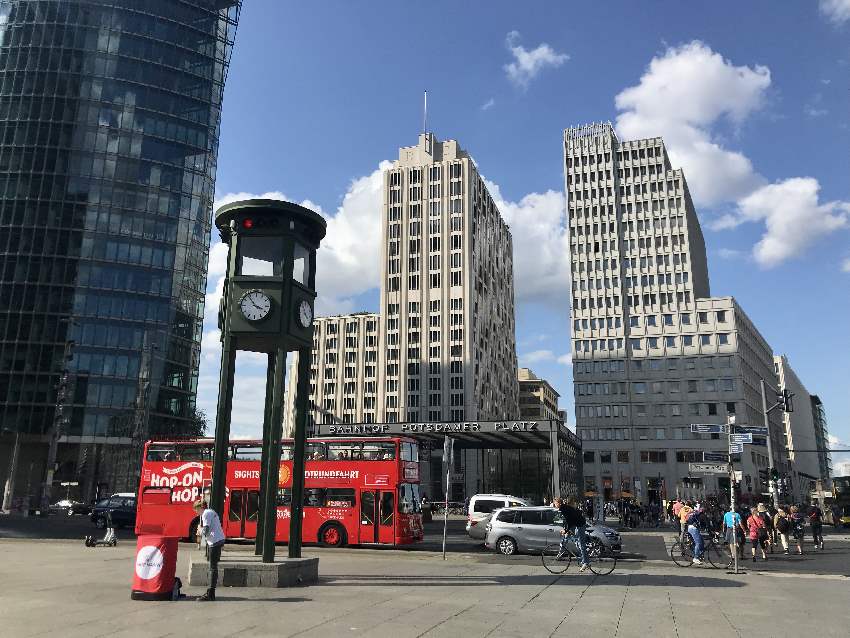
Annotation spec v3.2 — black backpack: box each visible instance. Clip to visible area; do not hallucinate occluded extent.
[776,516,789,533]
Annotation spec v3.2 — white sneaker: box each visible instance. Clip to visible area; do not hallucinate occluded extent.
[579,563,589,572]
[692,558,703,565]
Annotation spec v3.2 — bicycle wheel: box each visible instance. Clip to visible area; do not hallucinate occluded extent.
[704,541,732,569]
[542,542,571,574]
[589,552,616,576]
[669,540,694,567]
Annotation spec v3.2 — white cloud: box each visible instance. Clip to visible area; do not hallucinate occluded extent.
[820,0,850,24]
[805,93,828,118]
[717,248,745,260]
[519,349,555,365]
[481,98,495,111]
[484,180,571,304]
[615,40,770,206]
[615,40,850,266]
[842,258,850,273]
[734,178,848,268]
[557,353,573,367]
[503,31,568,89]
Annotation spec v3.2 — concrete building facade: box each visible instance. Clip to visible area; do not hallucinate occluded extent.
[565,122,785,506]
[774,355,826,502]
[809,395,832,488]
[518,368,561,423]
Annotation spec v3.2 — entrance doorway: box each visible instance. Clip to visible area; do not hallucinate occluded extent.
[359,489,395,544]
[226,489,260,538]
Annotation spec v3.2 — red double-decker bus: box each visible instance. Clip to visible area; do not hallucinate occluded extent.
[135,436,423,547]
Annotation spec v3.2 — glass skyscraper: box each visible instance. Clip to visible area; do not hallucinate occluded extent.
[0,0,241,502]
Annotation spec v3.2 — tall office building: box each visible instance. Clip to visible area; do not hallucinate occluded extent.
[290,133,521,500]
[565,123,786,505]
[0,1,241,504]
[518,368,561,423]
[774,355,829,501]
[809,395,832,488]
[380,133,519,426]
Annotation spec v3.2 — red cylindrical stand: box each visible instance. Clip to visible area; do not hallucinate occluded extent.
[131,535,178,600]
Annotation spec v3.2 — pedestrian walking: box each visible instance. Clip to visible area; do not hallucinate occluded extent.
[808,504,824,550]
[193,499,225,602]
[757,503,774,553]
[672,499,684,536]
[747,509,768,562]
[789,505,805,555]
[774,507,791,554]
[722,506,746,560]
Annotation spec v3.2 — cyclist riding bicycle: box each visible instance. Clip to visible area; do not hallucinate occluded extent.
[552,497,590,572]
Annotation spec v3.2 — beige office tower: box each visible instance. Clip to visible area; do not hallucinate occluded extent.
[379,133,519,426]
[518,368,562,423]
[774,355,827,503]
[565,122,786,505]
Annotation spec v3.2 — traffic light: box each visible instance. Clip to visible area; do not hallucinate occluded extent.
[777,388,794,413]
[770,467,779,483]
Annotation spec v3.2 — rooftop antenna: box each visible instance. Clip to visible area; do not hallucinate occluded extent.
[423,90,427,135]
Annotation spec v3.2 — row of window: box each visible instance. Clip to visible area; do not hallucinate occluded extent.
[582,449,720,465]
[577,401,736,420]
[574,356,734,375]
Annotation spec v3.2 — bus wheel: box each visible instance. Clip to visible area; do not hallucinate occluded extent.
[187,518,199,543]
[319,523,346,548]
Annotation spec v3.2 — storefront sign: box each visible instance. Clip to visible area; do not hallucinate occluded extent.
[320,420,555,436]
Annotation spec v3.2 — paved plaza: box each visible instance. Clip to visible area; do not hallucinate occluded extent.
[1,530,848,638]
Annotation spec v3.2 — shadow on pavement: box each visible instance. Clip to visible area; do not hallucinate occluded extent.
[318,572,745,588]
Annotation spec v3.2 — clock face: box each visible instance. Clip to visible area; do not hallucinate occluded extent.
[239,290,272,322]
[298,300,313,328]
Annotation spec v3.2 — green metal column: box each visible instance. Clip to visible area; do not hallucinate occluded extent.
[209,334,237,518]
[288,347,311,558]
[261,347,286,563]
[255,352,275,555]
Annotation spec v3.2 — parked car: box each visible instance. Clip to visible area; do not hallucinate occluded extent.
[89,495,137,529]
[50,500,90,516]
[484,506,622,556]
[466,494,530,541]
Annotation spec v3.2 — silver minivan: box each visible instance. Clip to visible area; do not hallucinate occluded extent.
[484,506,622,555]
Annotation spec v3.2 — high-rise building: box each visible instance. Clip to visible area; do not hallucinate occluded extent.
[774,355,828,501]
[809,395,832,488]
[0,1,241,504]
[518,368,561,423]
[381,133,519,426]
[565,123,786,505]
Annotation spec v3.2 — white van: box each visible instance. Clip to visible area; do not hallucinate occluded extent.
[466,494,530,541]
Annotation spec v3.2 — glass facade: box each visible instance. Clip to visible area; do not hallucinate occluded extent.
[0,1,240,495]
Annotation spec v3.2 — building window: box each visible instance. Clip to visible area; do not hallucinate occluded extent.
[617,451,629,464]
[640,451,667,463]
[583,451,595,463]
[600,451,612,464]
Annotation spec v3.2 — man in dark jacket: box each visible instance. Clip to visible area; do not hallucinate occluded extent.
[553,497,590,571]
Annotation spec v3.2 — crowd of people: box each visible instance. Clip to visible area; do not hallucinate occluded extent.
[669,498,827,565]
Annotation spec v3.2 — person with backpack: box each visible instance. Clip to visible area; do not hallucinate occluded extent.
[747,508,768,562]
[774,507,791,554]
[789,505,805,555]
[756,503,775,554]
[808,504,824,550]
[722,506,746,560]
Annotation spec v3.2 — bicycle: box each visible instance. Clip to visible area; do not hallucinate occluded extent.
[669,529,732,569]
[541,531,617,576]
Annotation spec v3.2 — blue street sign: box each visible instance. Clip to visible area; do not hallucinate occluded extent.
[689,423,728,434]
[734,426,768,436]
[729,443,744,454]
[703,451,728,462]
[730,433,753,444]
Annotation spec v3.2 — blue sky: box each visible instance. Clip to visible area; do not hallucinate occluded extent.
[202,1,850,468]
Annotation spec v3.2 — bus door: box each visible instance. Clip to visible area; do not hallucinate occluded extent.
[226,488,260,538]
[359,489,396,544]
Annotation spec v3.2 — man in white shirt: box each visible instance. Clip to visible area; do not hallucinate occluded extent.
[193,499,225,601]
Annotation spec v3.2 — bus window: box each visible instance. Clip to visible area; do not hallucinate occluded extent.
[380,492,394,526]
[328,443,357,460]
[398,483,421,513]
[304,488,323,506]
[401,442,419,463]
[280,444,294,461]
[324,488,355,507]
[179,445,213,461]
[306,443,327,460]
[146,446,176,462]
[231,446,261,461]
[362,442,395,460]
[276,489,292,506]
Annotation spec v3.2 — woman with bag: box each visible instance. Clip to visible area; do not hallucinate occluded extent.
[789,505,805,555]
[774,507,791,555]
[747,509,768,562]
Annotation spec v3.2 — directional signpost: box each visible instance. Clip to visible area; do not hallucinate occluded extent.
[729,443,744,454]
[730,433,753,444]
[734,426,768,436]
[689,423,729,434]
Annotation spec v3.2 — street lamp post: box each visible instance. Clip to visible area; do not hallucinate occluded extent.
[42,337,75,514]
[726,414,741,575]
[760,379,793,510]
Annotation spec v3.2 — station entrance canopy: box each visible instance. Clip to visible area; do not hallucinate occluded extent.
[316,419,570,450]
